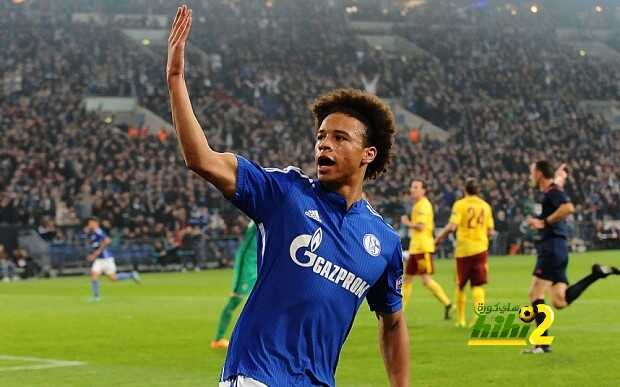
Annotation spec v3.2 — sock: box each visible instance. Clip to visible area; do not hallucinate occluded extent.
[565,273,601,305]
[402,282,413,309]
[456,288,466,325]
[116,272,132,281]
[471,286,485,326]
[424,278,451,306]
[214,296,242,341]
[472,286,485,310]
[532,298,549,346]
[91,280,100,298]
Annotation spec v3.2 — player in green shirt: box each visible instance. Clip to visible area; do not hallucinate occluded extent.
[211,221,257,349]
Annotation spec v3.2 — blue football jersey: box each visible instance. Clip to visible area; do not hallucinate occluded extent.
[535,183,570,240]
[89,228,112,259]
[221,156,404,386]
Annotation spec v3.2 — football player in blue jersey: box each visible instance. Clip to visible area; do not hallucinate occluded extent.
[167,6,409,386]
[85,217,140,301]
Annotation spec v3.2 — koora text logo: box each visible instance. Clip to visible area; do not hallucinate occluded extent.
[467,302,555,346]
[289,228,370,298]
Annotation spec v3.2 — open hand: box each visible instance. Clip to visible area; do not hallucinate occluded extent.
[526,217,545,230]
[166,5,192,83]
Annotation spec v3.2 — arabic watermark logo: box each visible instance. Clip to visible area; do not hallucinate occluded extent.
[467,302,555,346]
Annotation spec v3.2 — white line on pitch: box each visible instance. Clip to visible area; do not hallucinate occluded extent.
[0,355,85,372]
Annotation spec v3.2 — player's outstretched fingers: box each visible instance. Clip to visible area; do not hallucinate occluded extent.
[170,6,182,35]
[169,7,188,44]
[180,9,192,42]
[170,6,190,44]
[172,9,191,45]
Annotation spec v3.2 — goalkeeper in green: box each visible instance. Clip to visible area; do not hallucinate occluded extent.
[212,221,257,349]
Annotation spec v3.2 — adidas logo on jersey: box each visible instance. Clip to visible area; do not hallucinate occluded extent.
[305,209,322,223]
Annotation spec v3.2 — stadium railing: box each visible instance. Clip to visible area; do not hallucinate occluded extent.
[15,226,242,276]
[4,218,616,278]
[46,236,239,275]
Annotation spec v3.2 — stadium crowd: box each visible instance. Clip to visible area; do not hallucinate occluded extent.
[2,0,620,267]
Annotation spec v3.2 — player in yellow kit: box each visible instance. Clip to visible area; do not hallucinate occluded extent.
[401,179,452,319]
[434,179,494,327]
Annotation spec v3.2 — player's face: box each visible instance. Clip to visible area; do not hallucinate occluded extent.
[314,113,376,187]
[86,220,97,232]
[410,181,425,201]
[529,164,540,188]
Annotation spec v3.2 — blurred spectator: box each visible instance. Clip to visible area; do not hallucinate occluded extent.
[14,247,40,279]
[0,244,17,282]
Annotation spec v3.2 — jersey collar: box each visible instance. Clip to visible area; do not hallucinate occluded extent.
[543,183,558,193]
[315,182,366,214]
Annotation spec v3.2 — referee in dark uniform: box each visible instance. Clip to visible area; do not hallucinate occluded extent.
[524,161,619,354]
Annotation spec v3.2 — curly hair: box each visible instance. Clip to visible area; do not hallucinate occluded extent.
[310,88,396,180]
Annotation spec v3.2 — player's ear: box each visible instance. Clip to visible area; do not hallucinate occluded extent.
[361,146,377,166]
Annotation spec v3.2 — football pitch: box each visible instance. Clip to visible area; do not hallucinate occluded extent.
[1,251,618,387]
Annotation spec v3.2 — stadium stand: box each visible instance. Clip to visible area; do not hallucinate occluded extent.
[1,0,619,275]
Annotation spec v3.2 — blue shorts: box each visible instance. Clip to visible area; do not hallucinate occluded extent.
[533,238,569,284]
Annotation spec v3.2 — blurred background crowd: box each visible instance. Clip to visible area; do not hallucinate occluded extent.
[2,0,620,277]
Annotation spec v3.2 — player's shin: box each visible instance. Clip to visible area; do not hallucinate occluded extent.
[116,272,133,281]
[424,278,451,306]
[215,296,242,340]
[471,286,485,326]
[565,266,607,305]
[455,288,466,327]
[91,280,100,298]
[532,298,549,345]
[402,281,413,309]
[472,286,485,310]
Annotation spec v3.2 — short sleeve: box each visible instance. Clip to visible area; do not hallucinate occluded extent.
[449,202,462,225]
[415,201,431,225]
[367,246,404,314]
[231,155,298,223]
[486,204,495,230]
[548,189,569,208]
[96,229,107,241]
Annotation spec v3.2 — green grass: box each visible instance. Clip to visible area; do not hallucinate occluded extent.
[1,251,619,386]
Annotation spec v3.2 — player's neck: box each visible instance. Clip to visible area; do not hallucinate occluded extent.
[539,178,553,191]
[322,181,364,210]
[337,185,364,209]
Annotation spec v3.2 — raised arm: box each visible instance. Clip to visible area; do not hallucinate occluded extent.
[166,5,237,198]
[554,163,568,188]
